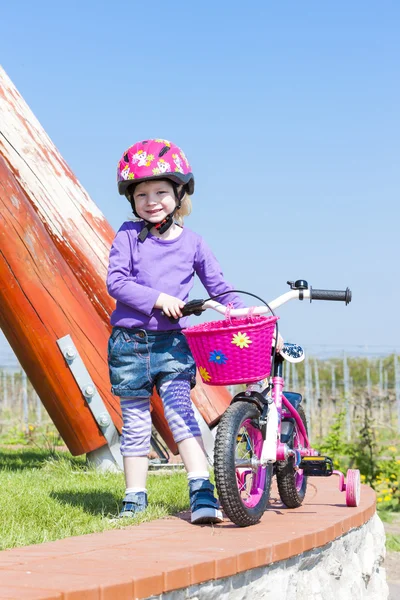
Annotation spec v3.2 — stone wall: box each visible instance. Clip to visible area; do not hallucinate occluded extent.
[149,513,388,600]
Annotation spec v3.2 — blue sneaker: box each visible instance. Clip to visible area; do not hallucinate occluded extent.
[118,491,148,518]
[189,479,223,525]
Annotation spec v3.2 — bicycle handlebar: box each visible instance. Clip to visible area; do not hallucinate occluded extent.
[167,282,352,322]
[310,287,352,304]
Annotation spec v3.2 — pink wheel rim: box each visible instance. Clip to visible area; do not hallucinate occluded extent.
[235,419,266,508]
[346,469,361,507]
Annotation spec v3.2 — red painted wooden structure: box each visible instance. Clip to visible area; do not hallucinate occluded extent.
[0,67,231,456]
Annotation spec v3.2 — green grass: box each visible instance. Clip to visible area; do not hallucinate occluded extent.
[0,448,189,550]
[2,447,399,554]
[378,509,396,523]
[378,509,400,552]
[386,534,400,552]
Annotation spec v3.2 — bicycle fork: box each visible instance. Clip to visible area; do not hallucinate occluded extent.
[259,375,298,466]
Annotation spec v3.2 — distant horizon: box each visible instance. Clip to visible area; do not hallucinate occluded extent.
[1,330,399,373]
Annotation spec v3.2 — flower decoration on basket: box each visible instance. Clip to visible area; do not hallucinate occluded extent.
[209,350,228,365]
[231,332,252,349]
[199,366,211,382]
[183,309,279,386]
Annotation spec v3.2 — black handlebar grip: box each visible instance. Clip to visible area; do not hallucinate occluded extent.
[181,299,205,316]
[310,287,352,305]
[167,299,206,323]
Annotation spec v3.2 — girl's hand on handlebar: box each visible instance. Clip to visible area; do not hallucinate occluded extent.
[155,293,185,319]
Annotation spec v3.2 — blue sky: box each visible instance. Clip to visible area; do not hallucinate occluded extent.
[1,1,399,355]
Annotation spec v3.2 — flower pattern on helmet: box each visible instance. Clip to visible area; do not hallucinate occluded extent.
[172,153,184,174]
[117,139,194,195]
[180,149,189,168]
[231,332,252,349]
[152,159,171,175]
[132,151,154,167]
[209,350,228,365]
[120,165,130,180]
[158,159,170,172]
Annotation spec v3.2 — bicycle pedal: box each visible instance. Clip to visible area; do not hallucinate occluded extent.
[298,456,334,477]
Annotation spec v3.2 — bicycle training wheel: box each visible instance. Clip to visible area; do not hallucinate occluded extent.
[214,401,273,527]
[276,404,308,508]
[345,469,361,507]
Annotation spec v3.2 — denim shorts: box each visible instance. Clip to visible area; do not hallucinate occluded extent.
[108,327,197,397]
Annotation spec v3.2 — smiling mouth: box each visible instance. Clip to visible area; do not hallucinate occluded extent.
[146,208,162,215]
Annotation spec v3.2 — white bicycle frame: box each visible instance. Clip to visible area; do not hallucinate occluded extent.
[202,288,309,316]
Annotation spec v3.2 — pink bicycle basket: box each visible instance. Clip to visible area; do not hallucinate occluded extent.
[183,311,279,386]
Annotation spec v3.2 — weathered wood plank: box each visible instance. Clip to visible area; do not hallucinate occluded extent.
[0,156,114,454]
[0,69,114,323]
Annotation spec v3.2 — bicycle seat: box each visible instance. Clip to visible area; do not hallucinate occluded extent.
[279,342,305,363]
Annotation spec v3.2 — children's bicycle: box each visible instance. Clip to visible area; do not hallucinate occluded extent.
[180,279,360,527]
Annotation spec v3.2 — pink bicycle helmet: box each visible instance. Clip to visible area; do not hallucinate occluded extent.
[117,139,194,196]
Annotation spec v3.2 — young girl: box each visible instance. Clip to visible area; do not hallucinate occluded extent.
[107,138,246,524]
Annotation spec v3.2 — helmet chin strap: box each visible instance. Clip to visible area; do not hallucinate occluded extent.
[134,185,184,242]
[138,208,177,242]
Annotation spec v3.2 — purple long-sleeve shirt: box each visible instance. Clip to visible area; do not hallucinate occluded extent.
[107,221,245,330]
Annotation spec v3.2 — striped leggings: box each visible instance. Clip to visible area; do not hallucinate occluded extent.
[120,378,201,456]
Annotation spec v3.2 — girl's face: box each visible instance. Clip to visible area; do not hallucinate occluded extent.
[133,180,176,222]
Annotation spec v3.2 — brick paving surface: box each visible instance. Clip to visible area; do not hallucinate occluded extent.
[0,479,376,600]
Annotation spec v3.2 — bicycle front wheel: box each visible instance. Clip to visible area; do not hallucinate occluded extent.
[214,401,272,527]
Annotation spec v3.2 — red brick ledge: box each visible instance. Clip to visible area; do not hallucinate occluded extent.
[0,479,376,600]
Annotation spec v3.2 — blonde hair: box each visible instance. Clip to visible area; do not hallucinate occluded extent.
[175,192,192,225]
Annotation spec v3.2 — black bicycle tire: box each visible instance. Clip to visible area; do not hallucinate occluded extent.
[275,404,308,508]
[214,401,273,527]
